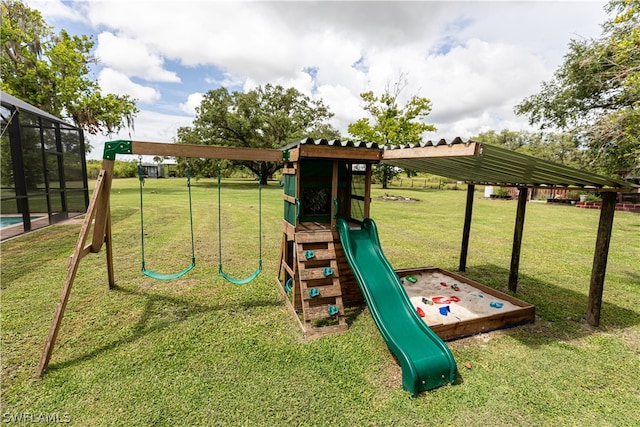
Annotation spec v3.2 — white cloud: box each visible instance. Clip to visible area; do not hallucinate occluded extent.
[97,68,161,104]
[95,32,180,83]
[26,0,84,22]
[205,73,244,89]
[450,2,608,68]
[179,92,203,116]
[316,84,365,135]
[423,38,549,124]
[41,0,609,141]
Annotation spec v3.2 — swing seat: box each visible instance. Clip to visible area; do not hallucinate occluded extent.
[218,262,261,285]
[143,262,195,281]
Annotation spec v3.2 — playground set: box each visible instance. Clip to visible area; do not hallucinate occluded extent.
[37,136,630,395]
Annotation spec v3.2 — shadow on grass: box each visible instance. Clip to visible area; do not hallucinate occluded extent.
[344,305,367,325]
[46,284,283,373]
[110,207,139,223]
[460,264,640,346]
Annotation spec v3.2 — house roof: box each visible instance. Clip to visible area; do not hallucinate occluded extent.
[288,137,636,190]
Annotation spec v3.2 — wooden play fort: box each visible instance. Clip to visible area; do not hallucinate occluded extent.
[276,140,381,337]
[36,137,635,394]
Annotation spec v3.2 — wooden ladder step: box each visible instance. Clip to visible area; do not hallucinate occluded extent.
[293,230,347,333]
[303,303,343,321]
[295,231,334,243]
[296,248,335,261]
[301,283,343,300]
[299,267,339,281]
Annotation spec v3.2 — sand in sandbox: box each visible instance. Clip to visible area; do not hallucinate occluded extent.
[400,271,521,327]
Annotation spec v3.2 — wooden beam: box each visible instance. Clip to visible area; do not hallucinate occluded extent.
[381,142,481,160]
[298,144,382,161]
[586,192,617,326]
[131,141,283,162]
[459,184,475,272]
[508,188,529,292]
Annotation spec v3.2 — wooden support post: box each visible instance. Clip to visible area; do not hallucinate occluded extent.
[586,192,617,326]
[364,164,372,219]
[91,160,114,253]
[36,161,114,377]
[459,184,475,272]
[277,233,286,283]
[105,201,115,289]
[508,187,528,292]
[331,160,338,228]
[295,161,301,229]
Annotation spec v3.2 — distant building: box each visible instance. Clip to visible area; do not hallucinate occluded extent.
[139,163,165,178]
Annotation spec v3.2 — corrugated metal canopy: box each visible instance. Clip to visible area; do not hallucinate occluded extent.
[283,137,380,150]
[284,137,635,190]
[382,138,635,190]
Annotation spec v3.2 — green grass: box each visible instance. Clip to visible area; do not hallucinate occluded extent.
[2,178,639,426]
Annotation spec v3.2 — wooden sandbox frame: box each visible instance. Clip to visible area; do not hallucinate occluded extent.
[396,267,535,340]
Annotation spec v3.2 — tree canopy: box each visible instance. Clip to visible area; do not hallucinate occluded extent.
[175,84,339,183]
[1,0,137,136]
[348,77,436,188]
[515,0,639,176]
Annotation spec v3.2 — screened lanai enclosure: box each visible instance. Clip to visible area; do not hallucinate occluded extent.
[1,91,89,240]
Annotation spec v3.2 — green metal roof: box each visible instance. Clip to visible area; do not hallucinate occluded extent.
[283,137,635,190]
[382,139,635,190]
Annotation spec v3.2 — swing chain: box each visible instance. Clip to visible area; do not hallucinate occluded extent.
[217,162,263,285]
[138,158,196,280]
[138,155,145,185]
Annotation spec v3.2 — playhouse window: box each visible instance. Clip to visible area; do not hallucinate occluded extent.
[303,187,331,215]
[350,164,367,222]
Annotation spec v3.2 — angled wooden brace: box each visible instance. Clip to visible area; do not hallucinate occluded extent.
[37,159,115,377]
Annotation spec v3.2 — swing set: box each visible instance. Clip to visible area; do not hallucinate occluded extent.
[137,159,263,283]
[37,140,283,377]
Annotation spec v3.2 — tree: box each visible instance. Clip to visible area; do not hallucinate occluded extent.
[348,76,436,188]
[175,84,339,184]
[1,0,138,136]
[515,0,640,176]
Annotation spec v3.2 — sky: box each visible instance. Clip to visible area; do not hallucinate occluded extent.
[26,0,610,159]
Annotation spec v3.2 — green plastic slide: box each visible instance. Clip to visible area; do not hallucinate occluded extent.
[337,217,457,395]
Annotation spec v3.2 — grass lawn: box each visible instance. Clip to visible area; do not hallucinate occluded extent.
[1,177,639,426]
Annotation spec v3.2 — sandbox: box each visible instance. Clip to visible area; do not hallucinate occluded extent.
[397,267,535,340]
